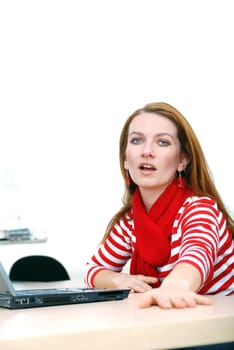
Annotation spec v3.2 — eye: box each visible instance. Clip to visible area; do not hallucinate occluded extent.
[158,139,170,146]
[130,137,143,145]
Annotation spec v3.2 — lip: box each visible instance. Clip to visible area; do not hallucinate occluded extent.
[138,163,157,174]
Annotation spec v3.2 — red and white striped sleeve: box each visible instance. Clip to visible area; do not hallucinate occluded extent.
[84,214,134,287]
[176,197,234,294]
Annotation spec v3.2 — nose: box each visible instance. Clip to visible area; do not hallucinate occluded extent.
[142,142,155,157]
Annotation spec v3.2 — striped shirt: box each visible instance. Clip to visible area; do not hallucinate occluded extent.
[85,196,234,295]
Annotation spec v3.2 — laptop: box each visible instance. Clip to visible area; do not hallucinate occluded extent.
[0,261,130,309]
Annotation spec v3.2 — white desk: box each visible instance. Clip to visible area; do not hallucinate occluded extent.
[0,281,233,350]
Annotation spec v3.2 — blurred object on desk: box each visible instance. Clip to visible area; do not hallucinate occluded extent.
[0,227,47,244]
[3,227,32,241]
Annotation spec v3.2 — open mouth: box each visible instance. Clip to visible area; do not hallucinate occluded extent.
[139,164,156,171]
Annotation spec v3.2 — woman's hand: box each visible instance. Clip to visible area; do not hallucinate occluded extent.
[138,286,212,309]
[112,273,158,293]
[136,262,212,309]
[93,270,158,292]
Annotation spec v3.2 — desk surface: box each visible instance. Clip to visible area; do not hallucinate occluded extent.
[0,280,233,350]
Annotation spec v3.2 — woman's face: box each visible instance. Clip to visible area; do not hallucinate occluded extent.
[124,112,188,193]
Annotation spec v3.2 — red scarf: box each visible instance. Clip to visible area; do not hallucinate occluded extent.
[130,178,193,287]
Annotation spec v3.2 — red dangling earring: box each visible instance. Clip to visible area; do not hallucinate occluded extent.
[125,171,131,186]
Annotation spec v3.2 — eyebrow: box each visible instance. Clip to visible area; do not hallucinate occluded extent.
[129,131,176,141]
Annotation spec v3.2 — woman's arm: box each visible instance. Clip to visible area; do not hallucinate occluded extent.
[93,269,158,292]
[137,198,221,309]
[138,262,212,308]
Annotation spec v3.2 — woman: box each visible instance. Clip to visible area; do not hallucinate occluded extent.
[85,102,234,309]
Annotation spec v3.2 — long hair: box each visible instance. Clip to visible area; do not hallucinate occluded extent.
[101,102,234,242]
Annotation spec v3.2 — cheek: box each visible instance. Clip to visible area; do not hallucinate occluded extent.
[162,152,181,169]
[124,149,132,169]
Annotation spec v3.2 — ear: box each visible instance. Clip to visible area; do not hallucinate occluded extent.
[124,159,128,170]
[178,154,190,172]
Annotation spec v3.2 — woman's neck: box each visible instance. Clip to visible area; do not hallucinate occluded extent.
[139,185,168,212]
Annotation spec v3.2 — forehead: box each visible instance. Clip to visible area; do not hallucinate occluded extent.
[129,112,178,135]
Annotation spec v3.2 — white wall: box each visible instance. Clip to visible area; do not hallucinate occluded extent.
[0,0,233,278]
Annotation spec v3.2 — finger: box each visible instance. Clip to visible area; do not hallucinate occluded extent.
[194,295,212,305]
[170,297,191,309]
[171,295,212,308]
[138,292,158,308]
[139,293,212,309]
[135,275,157,284]
[133,284,152,293]
[143,276,158,284]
